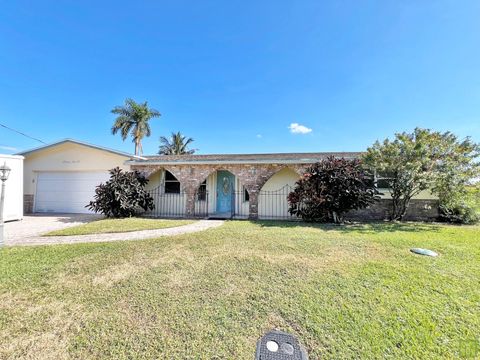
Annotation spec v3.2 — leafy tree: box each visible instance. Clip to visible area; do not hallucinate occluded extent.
[363,128,480,221]
[87,167,154,218]
[111,98,161,155]
[159,131,196,155]
[288,156,379,223]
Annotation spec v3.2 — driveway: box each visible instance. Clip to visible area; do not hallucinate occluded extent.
[4,214,102,243]
[4,214,224,247]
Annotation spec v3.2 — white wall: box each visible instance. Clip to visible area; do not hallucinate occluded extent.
[0,155,24,221]
[258,167,300,219]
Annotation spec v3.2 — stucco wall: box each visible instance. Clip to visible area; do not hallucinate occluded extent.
[0,154,23,221]
[23,142,131,195]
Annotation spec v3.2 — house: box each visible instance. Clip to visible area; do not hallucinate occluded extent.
[128,153,438,221]
[17,139,439,220]
[0,154,24,221]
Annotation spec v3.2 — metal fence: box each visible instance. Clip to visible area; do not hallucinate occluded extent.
[257,185,297,220]
[144,186,208,218]
[230,185,297,220]
[231,190,250,219]
[144,184,297,221]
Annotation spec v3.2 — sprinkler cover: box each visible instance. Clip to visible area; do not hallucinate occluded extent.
[255,330,308,359]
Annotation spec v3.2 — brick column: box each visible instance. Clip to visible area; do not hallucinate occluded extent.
[246,186,260,220]
[185,188,197,217]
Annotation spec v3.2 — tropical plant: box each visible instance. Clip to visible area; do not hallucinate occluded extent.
[111,98,161,155]
[87,167,154,218]
[363,128,480,221]
[288,156,379,223]
[158,131,196,155]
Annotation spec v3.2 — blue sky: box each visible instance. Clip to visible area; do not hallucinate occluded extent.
[1,0,479,155]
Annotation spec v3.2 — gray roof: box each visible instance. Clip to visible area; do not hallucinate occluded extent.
[17,139,144,159]
[128,152,362,165]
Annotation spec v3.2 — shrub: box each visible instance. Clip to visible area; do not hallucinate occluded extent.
[288,156,380,223]
[363,128,480,221]
[87,167,154,218]
[438,185,480,224]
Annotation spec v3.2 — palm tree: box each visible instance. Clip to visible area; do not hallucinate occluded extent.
[158,132,196,155]
[111,98,161,155]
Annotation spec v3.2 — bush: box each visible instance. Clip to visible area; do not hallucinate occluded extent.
[439,203,479,224]
[87,167,154,218]
[438,185,480,224]
[288,156,380,223]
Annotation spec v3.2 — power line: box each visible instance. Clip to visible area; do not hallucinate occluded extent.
[0,123,47,144]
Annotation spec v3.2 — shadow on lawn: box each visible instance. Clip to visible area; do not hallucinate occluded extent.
[254,220,442,233]
[32,213,103,224]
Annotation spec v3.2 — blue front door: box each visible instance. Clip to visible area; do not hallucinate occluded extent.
[216,171,235,214]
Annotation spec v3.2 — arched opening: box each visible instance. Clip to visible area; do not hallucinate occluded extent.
[164,170,180,194]
[143,169,185,217]
[258,167,300,219]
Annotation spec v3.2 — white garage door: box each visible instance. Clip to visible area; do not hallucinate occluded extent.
[35,172,110,213]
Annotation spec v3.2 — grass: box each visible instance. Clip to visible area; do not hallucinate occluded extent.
[45,217,195,236]
[1,221,479,359]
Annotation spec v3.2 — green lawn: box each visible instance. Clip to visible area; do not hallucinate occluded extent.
[1,221,479,359]
[45,217,195,236]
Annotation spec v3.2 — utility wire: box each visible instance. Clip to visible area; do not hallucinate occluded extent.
[0,123,47,144]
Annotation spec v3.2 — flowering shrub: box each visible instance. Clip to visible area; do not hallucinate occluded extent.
[288,156,379,223]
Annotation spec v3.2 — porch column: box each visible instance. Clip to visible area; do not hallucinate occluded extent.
[247,186,259,220]
[185,188,197,218]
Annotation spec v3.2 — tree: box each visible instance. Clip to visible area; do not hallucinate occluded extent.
[288,156,379,223]
[363,128,480,221]
[87,167,154,218]
[111,98,161,155]
[158,132,196,155]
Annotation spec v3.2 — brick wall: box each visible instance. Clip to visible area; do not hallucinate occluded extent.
[347,199,439,221]
[23,194,34,214]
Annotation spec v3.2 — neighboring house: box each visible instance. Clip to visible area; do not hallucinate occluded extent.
[0,154,23,221]
[17,139,140,214]
[17,139,439,220]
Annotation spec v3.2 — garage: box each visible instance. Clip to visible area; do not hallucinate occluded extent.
[34,171,111,213]
[18,139,137,214]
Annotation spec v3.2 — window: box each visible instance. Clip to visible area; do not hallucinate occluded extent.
[164,171,180,194]
[243,186,250,202]
[376,171,394,189]
[197,180,207,201]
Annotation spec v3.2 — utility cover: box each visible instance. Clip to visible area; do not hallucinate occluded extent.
[410,248,438,257]
[255,330,308,360]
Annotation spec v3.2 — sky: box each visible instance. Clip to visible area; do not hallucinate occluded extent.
[1,0,480,155]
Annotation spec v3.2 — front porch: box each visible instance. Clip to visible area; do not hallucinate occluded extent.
[138,166,303,220]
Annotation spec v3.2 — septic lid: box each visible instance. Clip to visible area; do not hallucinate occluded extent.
[410,248,438,257]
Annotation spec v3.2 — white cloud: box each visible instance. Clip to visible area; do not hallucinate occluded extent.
[288,123,312,134]
[256,134,262,138]
[0,145,18,151]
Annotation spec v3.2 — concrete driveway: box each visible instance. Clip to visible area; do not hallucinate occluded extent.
[4,214,102,243]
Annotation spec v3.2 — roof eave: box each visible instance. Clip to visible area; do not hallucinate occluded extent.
[16,139,144,160]
[127,157,359,166]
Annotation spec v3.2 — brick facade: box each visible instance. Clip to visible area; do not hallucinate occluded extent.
[131,161,439,221]
[131,163,308,218]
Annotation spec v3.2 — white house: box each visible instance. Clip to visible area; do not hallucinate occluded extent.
[0,154,24,222]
